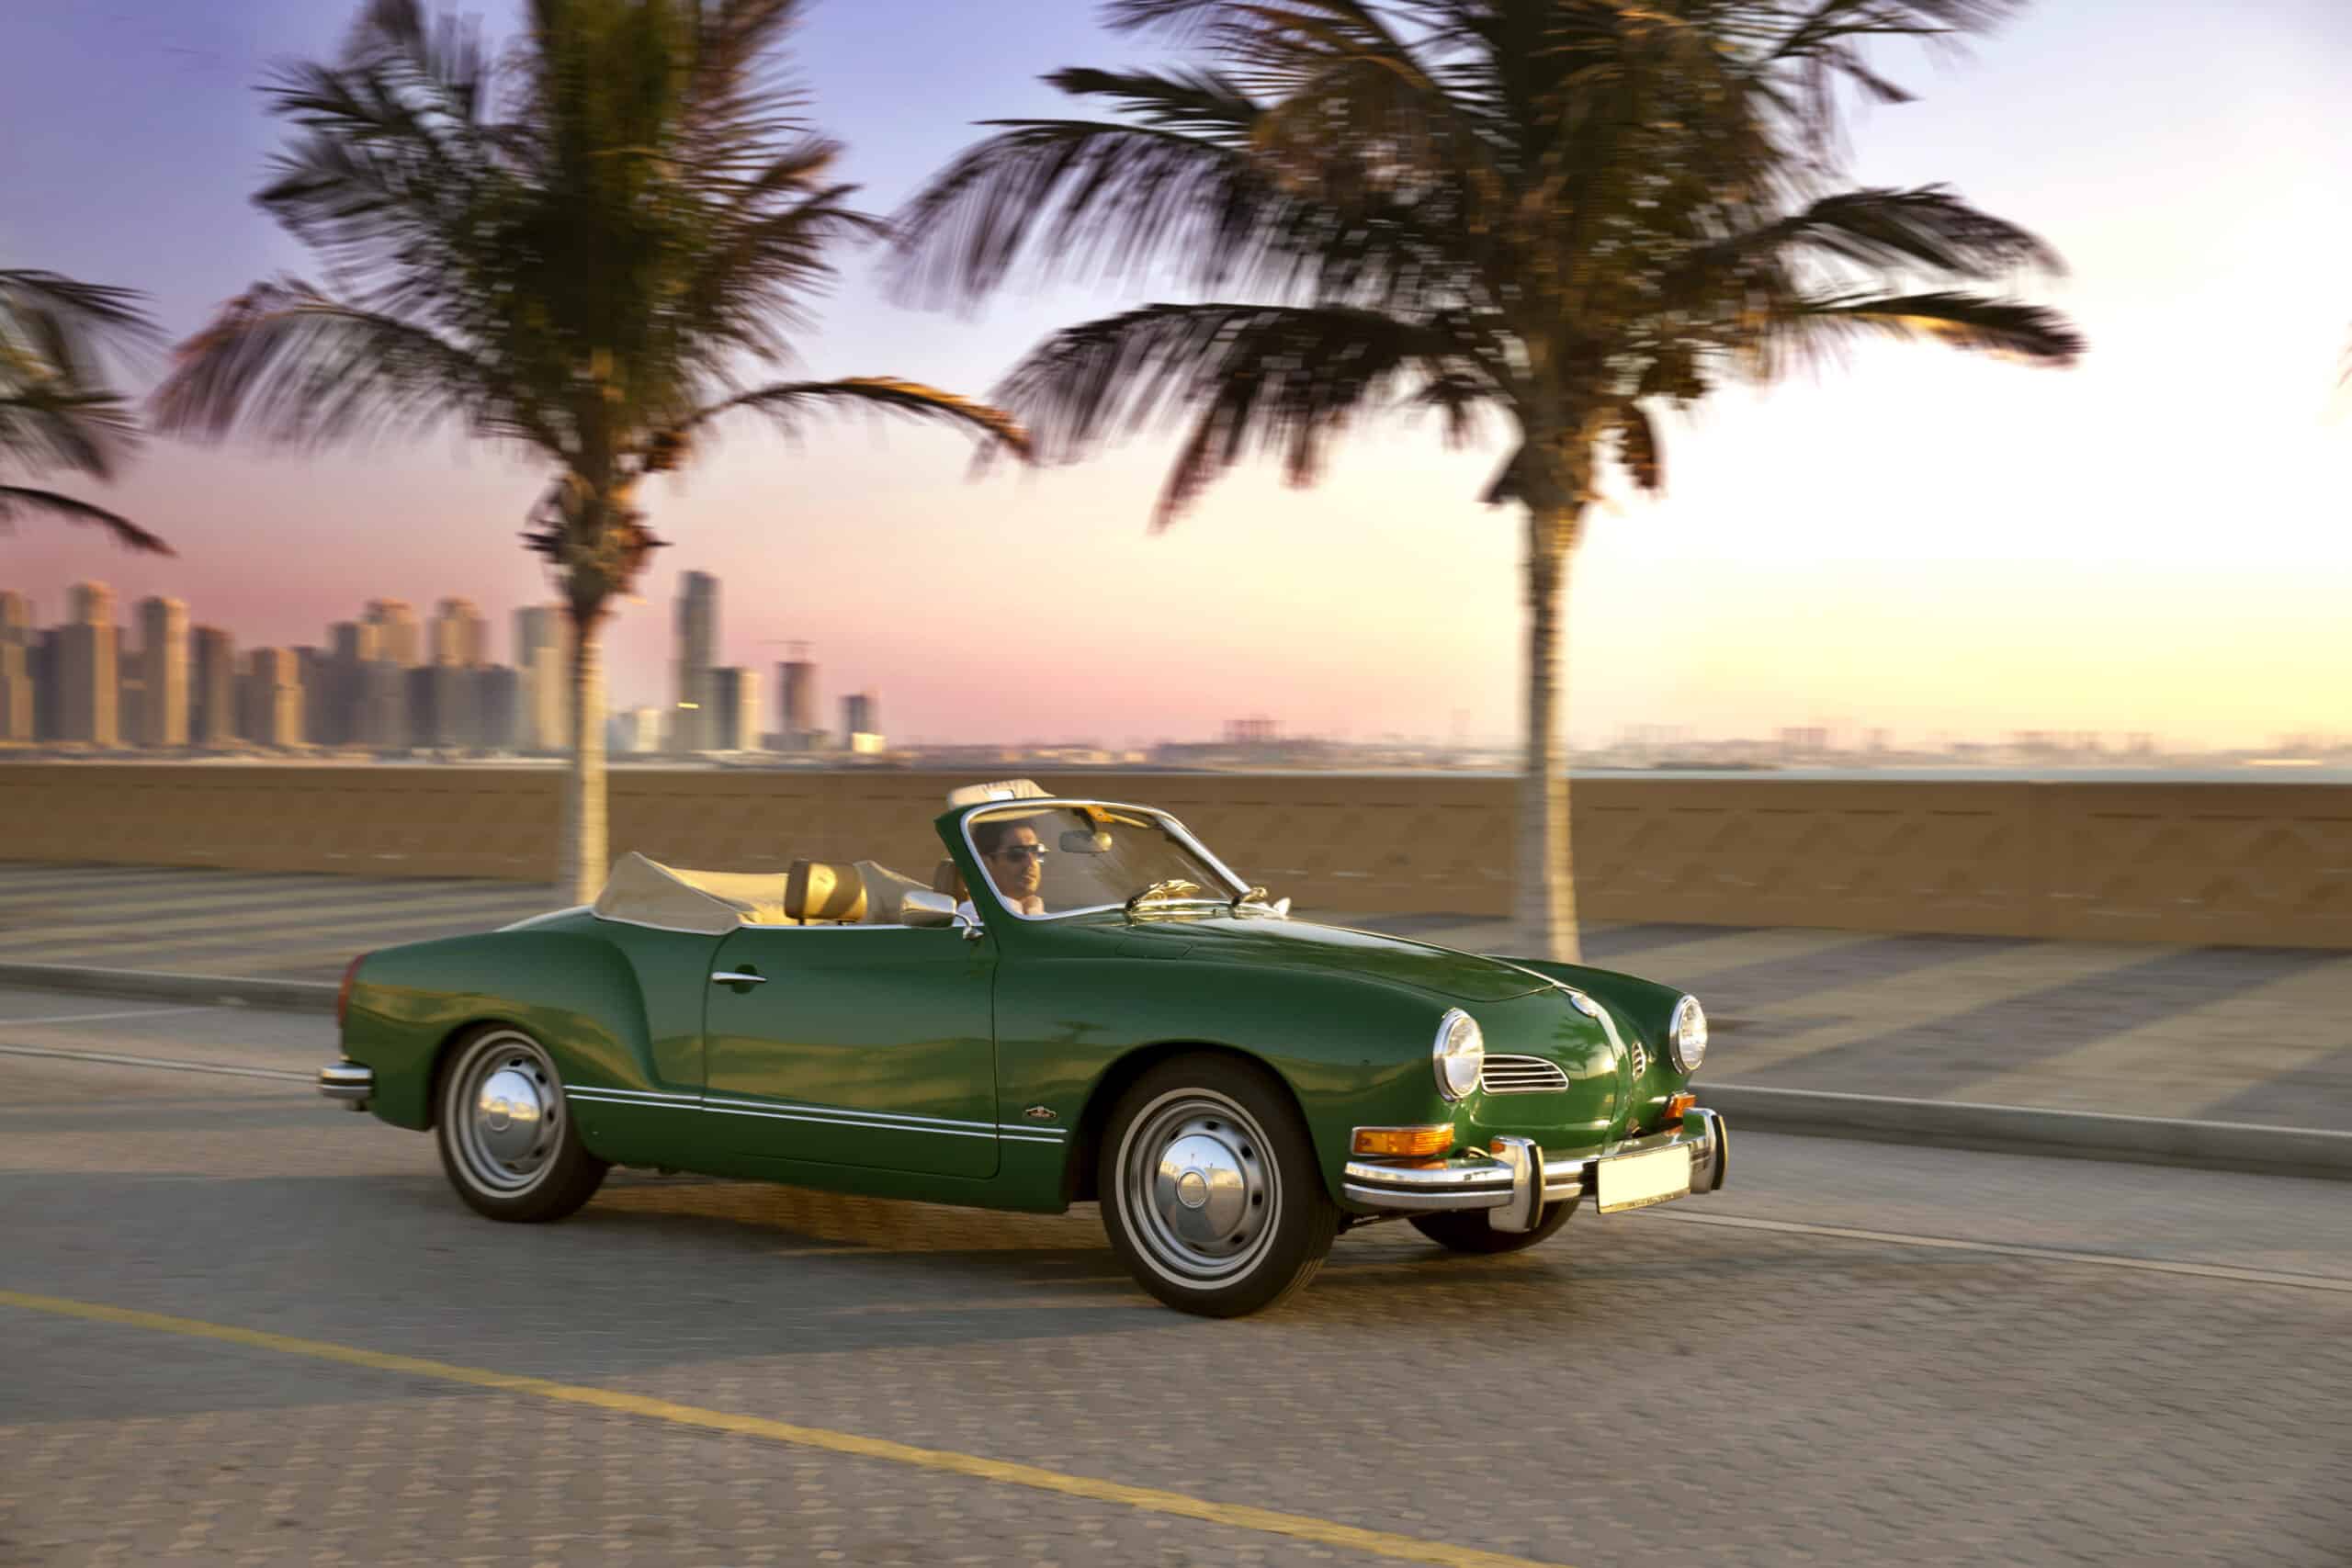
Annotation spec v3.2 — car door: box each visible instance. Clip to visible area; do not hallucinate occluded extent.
[700,923,999,1178]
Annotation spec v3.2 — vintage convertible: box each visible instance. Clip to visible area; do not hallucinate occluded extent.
[321,781,1726,1315]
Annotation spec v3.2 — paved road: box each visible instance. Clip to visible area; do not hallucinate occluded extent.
[1,984,2346,1567]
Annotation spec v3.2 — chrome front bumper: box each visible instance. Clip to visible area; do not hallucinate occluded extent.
[1341,1108,1728,1227]
[319,1061,373,1111]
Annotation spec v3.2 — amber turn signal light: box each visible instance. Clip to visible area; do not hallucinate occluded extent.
[1351,1125,1455,1158]
[1664,1091,1697,1122]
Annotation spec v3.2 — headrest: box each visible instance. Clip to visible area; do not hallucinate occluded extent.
[933,858,967,898]
[786,860,866,923]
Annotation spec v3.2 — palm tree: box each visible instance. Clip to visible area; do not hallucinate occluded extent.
[155,0,1026,901]
[892,0,2083,959]
[1,269,170,554]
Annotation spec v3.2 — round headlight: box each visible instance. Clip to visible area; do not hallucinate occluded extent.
[1668,995,1708,1073]
[1433,1008,1484,1100]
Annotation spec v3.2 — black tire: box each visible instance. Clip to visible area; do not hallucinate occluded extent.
[1410,1198,1577,1255]
[1098,1054,1338,1317]
[434,1024,608,1223]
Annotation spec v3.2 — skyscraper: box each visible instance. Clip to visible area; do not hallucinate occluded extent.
[778,650,816,750]
[136,595,189,747]
[241,648,302,747]
[712,667,761,751]
[190,627,236,746]
[432,597,488,668]
[56,581,118,745]
[365,599,422,667]
[0,592,33,741]
[672,570,718,752]
[842,691,876,742]
[514,604,571,751]
[323,620,382,748]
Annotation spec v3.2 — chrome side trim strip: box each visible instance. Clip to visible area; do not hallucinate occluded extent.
[702,1094,997,1132]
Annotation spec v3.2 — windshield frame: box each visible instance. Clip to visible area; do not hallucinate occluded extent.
[955,798,1250,922]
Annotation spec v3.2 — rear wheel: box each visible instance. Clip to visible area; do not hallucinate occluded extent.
[435,1025,607,1223]
[1410,1199,1576,1254]
[1099,1055,1337,1317]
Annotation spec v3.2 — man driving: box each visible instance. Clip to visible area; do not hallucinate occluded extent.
[971,816,1047,917]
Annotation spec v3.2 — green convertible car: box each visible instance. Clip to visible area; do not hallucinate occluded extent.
[321,780,1726,1315]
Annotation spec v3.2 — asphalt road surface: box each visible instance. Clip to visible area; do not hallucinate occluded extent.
[1,983,2345,1568]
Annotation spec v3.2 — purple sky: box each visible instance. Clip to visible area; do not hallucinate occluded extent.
[6,0,2352,747]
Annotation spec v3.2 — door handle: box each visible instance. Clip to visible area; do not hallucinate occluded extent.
[710,970,766,986]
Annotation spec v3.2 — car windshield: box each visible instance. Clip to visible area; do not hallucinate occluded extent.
[965,804,1241,918]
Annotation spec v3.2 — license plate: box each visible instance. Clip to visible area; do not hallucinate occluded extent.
[1596,1144,1692,1213]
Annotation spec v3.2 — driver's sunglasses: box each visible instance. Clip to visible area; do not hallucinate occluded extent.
[990,844,1048,863]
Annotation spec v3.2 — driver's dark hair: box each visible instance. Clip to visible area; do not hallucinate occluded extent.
[971,817,1024,857]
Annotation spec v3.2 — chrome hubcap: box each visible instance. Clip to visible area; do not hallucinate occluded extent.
[448,1033,562,1194]
[1119,1090,1279,1287]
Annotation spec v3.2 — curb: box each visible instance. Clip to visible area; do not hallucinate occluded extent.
[1705,1082,2351,1182]
[0,962,335,1015]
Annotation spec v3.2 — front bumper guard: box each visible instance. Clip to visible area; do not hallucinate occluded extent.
[1341,1107,1728,1226]
[320,1061,374,1111]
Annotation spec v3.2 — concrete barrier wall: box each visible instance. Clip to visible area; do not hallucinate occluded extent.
[5,764,2346,946]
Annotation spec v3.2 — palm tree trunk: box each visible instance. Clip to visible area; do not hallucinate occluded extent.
[1514,512,1580,962]
[560,608,608,905]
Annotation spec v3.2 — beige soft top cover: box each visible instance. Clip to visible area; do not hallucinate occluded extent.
[594,852,933,931]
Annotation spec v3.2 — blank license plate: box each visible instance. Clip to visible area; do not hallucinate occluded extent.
[1596,1145,1692,1213]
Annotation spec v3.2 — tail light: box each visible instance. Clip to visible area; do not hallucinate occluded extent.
[336,953,368,1031]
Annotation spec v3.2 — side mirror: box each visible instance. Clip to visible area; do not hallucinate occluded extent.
[901,888,981,939]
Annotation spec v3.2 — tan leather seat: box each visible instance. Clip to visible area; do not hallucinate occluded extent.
[785,860,866,924]
[932,858,967,900]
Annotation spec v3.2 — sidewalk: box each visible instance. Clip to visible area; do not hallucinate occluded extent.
[4,863,2346,1134]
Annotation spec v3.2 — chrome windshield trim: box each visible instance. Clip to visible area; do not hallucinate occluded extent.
[955,798,1250,923]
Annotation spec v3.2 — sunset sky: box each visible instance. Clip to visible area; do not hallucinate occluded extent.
[6,0,2351,748]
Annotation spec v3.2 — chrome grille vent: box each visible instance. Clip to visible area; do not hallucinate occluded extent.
[1627,1037,1649,1077]
[1479,1055,1570,1095]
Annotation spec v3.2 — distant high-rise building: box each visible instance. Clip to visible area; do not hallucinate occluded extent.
[56,581,118,744]
[672,571,718,751]
[407,663,481,750]
[29,629,60,741]
[712,666,761,751]
[191,627,237,746]
[133,596,189,748]
[365,599,422,667]
[477,665,521,750]
[297,647,332,748]
[778,650,816,749]
[514,604,571,751]
[322,620,383,748]
[611,705,663,755]
[356,659,409,750]
[841,691,876,747]
[432,597,488,668]
[0,593,30,742]
[241,648,302,747]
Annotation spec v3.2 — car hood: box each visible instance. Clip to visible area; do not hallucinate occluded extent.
[1118,914,1552,1003]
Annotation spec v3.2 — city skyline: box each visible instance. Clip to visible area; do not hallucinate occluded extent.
[6,1,2351,749]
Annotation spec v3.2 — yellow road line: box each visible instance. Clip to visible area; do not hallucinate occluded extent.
[0,1289,1570,1568]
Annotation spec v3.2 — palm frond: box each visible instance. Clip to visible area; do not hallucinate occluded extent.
[992,300,1496,525]
[152,278,551,454]
[1780,290,2086,367]
[669,376,1030,461]
[1683,186,2064,288]
[0,486,173,556]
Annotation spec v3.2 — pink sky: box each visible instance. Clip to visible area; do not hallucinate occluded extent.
[7,0,2351,747]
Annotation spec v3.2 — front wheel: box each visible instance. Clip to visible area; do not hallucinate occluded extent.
[1099,1055,1338,1317]
[1410,1199,1576,1254]
[435,1025,608,1223]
